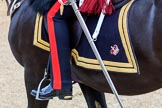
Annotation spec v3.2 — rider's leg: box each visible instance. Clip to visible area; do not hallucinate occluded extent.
[31,3,73,100]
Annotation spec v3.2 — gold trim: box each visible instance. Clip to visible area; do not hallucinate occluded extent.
[123,0,137,71]
[72,51,137,73]
[37,15,50,47]
[72,49,133,67]
[71,0,137,73]
[118,0,137,71]
[33,13,50,52]
[118,3,132,65]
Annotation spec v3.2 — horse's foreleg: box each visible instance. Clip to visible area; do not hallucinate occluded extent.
[79,83,107,108]
[24,65,49,108]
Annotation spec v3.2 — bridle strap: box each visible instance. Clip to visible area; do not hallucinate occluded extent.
[7,0,24,16]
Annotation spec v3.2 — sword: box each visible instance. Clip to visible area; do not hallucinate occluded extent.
[68,0,124,107]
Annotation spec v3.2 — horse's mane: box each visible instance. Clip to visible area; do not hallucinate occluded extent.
[29,0,56,15]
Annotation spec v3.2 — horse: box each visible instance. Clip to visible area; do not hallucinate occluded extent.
[7,0,109,107]
[7,0,162,108]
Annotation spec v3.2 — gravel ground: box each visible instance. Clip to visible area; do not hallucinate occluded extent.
[0,1,162,108]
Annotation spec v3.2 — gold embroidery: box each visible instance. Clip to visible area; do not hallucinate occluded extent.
[33,13,50,51]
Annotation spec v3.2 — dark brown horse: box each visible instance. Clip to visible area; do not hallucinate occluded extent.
[7,0,108,107]
[8,0,162,108]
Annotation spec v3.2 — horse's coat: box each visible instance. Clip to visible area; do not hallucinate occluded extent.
[7,0,162,108]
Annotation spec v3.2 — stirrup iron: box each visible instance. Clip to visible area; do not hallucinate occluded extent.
[35,69,51,100]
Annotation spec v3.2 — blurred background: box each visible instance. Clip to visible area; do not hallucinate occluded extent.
[0,1,162,108]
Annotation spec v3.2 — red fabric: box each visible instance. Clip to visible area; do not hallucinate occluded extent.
[62,0,67,3]
[79,0,114,15]
[47,1,62,89]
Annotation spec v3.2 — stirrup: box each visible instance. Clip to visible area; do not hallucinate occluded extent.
[35,69,51,100]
